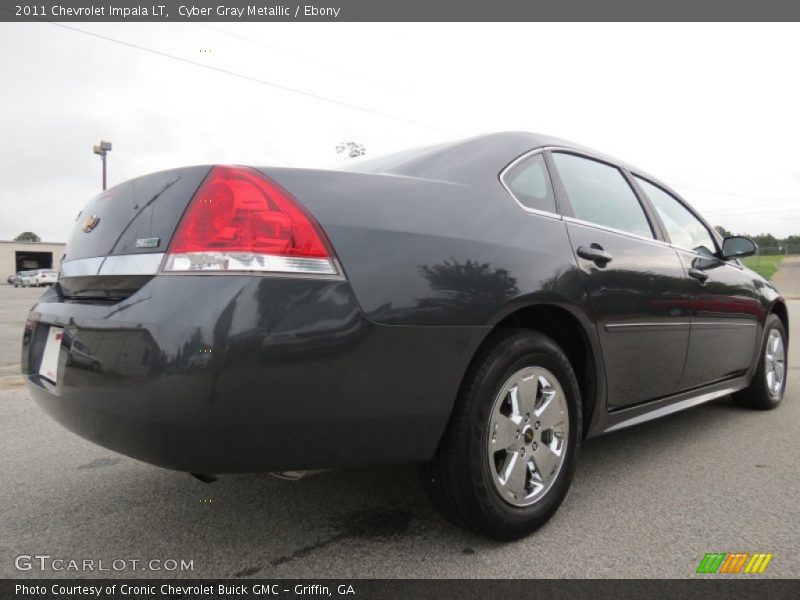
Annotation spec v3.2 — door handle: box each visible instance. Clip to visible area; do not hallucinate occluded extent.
[577,244,613,265]
[688,268,709,283]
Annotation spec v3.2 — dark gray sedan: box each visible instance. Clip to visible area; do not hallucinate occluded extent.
[22,132,788,539]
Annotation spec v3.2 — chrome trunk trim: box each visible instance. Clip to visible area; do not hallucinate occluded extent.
[60,253,165,277]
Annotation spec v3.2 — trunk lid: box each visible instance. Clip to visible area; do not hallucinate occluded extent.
[60,166,211,300]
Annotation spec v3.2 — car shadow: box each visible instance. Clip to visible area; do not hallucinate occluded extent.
[30,395,764,578]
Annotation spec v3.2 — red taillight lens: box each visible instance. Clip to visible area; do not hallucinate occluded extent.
[164,166,336,275]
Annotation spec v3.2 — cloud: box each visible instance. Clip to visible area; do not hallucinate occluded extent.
[1,22,799,241]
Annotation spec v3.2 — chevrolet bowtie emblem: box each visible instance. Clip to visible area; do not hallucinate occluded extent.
[81,215,100,233]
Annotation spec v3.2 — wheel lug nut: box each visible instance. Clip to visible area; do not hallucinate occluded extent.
[534,421,541,430]
[532,442,538,450]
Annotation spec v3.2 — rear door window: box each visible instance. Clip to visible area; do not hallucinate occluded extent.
[502,153,557,213]
[551,152,653,238]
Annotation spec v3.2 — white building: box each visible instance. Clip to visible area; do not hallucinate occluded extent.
[1,240,66,279]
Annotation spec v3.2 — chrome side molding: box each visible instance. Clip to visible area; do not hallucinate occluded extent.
[604,386,744,434]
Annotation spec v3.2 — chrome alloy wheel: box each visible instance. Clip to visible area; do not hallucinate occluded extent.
[765,329,786,399]
[487,366,569,507]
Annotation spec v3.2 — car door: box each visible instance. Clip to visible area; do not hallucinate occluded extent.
[632,176,761,389]
[547,151,692,409]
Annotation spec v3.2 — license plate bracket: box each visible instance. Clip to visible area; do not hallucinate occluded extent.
[38,326,64,383]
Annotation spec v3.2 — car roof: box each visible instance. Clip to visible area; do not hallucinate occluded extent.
[348,132,655,189]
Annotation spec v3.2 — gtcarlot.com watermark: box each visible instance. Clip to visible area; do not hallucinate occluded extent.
[15,554,194,573]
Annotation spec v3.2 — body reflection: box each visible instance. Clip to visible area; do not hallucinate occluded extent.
[372,258,520,325]
[64,327,162,381]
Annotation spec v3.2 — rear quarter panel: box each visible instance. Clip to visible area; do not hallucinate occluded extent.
[260,168,592,329]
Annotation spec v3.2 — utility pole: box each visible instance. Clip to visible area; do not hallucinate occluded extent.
[93,140,112,190]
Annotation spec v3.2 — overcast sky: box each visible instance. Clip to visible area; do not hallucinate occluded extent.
[1,22,799,243]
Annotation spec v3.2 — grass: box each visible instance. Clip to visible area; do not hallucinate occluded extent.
[741,255,784,280]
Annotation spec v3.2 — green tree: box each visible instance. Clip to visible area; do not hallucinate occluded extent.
[747,233,780,255]
[783,235,800,255]
[14,231,40,242]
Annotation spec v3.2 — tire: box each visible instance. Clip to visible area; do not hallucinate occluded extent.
[420,328,582,540]
[734,314,788,410]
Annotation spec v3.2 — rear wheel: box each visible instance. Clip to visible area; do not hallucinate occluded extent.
[734,314,788,410]
[420,329,581,540]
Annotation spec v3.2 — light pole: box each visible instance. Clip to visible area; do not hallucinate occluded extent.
[93,140,112,190]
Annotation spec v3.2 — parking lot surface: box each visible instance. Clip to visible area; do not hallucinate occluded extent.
[1,283,798,578]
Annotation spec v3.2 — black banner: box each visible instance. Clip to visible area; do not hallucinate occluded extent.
[2,0,800,22]
[4,579,800,600]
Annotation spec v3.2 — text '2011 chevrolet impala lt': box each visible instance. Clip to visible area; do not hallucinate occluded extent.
[22,132,788,539]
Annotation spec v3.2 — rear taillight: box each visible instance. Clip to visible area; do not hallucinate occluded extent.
[164,166,337,275]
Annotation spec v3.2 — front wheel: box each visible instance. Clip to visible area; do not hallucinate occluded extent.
[734,314,788,410]
[420,329,581,540]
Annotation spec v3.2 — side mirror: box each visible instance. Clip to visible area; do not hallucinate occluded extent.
[721,236,757,259]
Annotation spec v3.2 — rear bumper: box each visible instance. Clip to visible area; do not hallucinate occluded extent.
[23,276,487,473]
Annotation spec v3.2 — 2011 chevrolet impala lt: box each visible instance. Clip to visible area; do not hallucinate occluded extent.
[22,132,788,539]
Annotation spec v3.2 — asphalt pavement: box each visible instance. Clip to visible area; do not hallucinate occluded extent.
[1,276,798,579]
[773,256,800,298]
